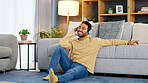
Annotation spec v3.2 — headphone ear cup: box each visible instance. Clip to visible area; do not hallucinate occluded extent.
[88,29,92,35]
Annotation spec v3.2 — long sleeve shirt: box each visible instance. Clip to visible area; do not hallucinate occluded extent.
[59,31,129,74]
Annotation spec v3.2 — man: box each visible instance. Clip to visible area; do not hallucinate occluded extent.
[43,21,139,83]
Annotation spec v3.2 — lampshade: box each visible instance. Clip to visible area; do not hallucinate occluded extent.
[58,1,79,16]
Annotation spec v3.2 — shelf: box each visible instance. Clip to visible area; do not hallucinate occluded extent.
[82,0,148,22]
[83,0,98,2]
[131,12,148,15]
[100,13,128,16]
[83,0,120,2]
[100,0,120,1]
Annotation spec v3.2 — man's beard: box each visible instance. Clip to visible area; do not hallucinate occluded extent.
[78,33,87,37]
[77,31,87,38]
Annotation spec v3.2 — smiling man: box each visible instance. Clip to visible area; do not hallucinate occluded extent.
[43,21,139,83]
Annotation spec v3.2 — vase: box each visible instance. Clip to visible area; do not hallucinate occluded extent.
[20,35,28,41]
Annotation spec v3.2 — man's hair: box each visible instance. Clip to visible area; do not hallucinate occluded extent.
[82,21,92,33]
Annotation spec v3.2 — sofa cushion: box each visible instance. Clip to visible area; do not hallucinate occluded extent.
[92,23,100,37]
[99,20,125,39]
[115,45,148,59]
[0,46,12,58]
[67,21,82,34]
[97,46,116,58]
[95,22,133,40]
[121,22,134,41]
[132,23,148,44]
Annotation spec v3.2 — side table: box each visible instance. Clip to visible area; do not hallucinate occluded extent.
[18,41,36,71]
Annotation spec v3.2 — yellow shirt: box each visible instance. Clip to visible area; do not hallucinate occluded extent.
[59,31,129,74]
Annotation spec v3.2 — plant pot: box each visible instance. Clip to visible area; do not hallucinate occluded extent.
[20,35,28,41]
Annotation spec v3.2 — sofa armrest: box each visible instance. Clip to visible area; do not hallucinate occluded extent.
[38,38,62,70]
[0,34,18,69]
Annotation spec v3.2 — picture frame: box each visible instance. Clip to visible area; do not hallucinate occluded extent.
[116,5,123,13]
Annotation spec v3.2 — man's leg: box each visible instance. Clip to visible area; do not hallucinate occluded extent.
[47,46,73,73]
[57,62,89,83]
[43,46,73,80]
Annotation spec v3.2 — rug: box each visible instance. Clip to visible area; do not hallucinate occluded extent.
[0,70,148,83]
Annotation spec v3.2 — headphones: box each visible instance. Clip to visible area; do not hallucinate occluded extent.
[88,29,92,35]
[88,26,92,35]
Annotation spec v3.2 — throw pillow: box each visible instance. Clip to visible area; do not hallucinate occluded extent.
[91,23,100,37]
[67,21,82,34]
[132,23,148,44]
[121,22,134,41]
[67,21,82,40]
[99,20,125,39]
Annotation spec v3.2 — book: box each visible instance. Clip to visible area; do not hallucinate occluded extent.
[138,11,148,13]
[142,7,148,9]
[140,7,148,12]
[141,8,148,11]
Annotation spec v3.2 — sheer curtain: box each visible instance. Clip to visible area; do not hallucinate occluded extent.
[0,0,36,69]
[0,0,36,41]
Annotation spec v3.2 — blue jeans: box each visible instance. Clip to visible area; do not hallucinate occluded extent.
[47,46,88,83]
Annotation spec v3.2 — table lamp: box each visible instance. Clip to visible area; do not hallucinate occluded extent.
[58,1,79,32]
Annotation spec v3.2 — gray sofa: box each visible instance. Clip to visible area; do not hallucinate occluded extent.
[38,22,148,75]
[0,34,18,73]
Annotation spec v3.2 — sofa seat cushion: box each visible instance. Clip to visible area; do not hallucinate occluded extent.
[0,46,12,58]
[0,59,10,70]
[115,45,148,59]
[97,46,116,58]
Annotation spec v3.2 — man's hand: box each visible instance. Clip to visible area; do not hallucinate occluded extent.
[73,27,78,35]
[73,27,78,32]
[128,40,139,45]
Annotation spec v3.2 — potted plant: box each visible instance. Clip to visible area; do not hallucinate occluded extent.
[50,27,63,38]
[108,8,113,14]
[19,29,30,41]
[35,26,63,39]
[91,13,98,23]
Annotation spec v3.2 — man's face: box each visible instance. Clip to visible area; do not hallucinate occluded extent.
[77,23,88,37]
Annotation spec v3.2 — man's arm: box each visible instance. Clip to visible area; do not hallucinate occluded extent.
[96,38,139,47]
[58,28,77,50]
